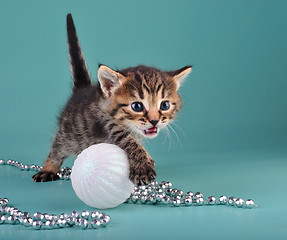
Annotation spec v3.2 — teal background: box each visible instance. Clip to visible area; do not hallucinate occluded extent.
[0,0,287,239]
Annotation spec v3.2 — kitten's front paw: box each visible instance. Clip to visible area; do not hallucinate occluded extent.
[32,171,60,182]
[129,161,156,186]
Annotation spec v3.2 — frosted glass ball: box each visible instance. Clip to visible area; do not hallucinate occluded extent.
[71,143,134,209]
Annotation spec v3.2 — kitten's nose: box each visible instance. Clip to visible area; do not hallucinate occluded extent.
[149,120,159,127]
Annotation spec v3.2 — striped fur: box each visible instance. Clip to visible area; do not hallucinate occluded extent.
[32,14,191,185]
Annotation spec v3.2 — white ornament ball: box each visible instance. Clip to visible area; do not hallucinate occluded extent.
[71,143,134,209]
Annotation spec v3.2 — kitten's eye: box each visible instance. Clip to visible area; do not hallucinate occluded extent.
[160,101,170,111]
[131,102,144,112]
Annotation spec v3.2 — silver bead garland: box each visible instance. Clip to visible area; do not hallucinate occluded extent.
[0,158,257,230]
[0,197,110,230]
[126,181,257,208]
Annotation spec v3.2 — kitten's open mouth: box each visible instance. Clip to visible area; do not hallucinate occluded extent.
[144,127,158,136]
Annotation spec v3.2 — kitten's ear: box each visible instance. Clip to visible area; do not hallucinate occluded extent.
[166,66,192,90]
[98,65,126,97]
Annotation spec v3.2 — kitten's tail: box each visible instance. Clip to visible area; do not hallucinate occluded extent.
[67,13,92,90]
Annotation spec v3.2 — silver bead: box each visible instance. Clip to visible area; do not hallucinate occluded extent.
[148,194,157,204]
[59,173,69,180]
[57,173,62,178]
[219,195,227,205]
[150,181,159,188]
[23,165,30,171]
[57,218,67,228]
[19,164,25,170]
[23,212,30,218]
[50,214,58,221]
[104,215,110,223]
[155,187,164,194]
[33,212,43,221]
[141,190,148,196]
[0,200,7,207]
[132,189,141,196]
[91,211,100,219]
[131,195,139,203]
[35,166,42,171]
[43,213,52,221]
[0,159,5,165]
[194,192,203,199]
[71,210,80,218]
[186,191,194,198]
[195,197,204,206]
[171,189,178,196]
[146,186,153,194]
[245,199,255,208]
[173,198,181,207]
[18,215,26,224]
[165,181,172,188]
[7,215,17,224]
[91,219,101,229]
[59,213,68,219]
[7,159,13,165]
[97,213,106,220]
[30,164,37,170]
[0,215,6,224]
[100,219,109,227]
[165,188,172,195]
[162,195,170,205]
[75,217,81,225]
[173,195,181,200]
[0,206,5,214]
[192,193,201,202]
[5,206,14,214]
[207,196,216,205]
[66,216,76,226]
[235,198,245,208]
[45,220,55,230]
[13,210,24,218]
[184,197,193,206]
[158,181,167,190]
[177,190,184,196]
[32,220,42,230]
[81,210,90,219]
[10,208,19,216]
[23,217,33,227]
[228,196,237,206]
[140,196,148,204]
[18,211,24,218]
[2,198,9,204]
[156,193,164,202]
[139,185,146,191]
[76,218,88,229]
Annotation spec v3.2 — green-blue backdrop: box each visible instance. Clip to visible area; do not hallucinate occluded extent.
[0,0,286,239]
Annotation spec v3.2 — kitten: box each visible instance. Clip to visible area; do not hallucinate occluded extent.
[32,14,192,185]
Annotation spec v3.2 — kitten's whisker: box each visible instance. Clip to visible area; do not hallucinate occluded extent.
[164,126,175,150]
[166,128,173,151]
[162,128,170,148]
[167,124,181,147]
[170,122,188,140]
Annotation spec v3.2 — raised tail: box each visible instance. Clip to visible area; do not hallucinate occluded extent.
[67,13,92,90]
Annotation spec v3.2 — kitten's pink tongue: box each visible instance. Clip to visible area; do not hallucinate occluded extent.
[148,127,156,131]
[144,127,157,135]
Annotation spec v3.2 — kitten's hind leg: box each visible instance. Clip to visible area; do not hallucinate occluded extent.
[32,149,66,182]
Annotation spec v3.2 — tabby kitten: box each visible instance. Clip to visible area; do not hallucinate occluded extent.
[32,14,192,185]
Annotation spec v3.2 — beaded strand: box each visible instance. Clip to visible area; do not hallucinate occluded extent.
[0,159,257,230]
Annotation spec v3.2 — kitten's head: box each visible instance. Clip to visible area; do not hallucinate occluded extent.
[98,65,191,139]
